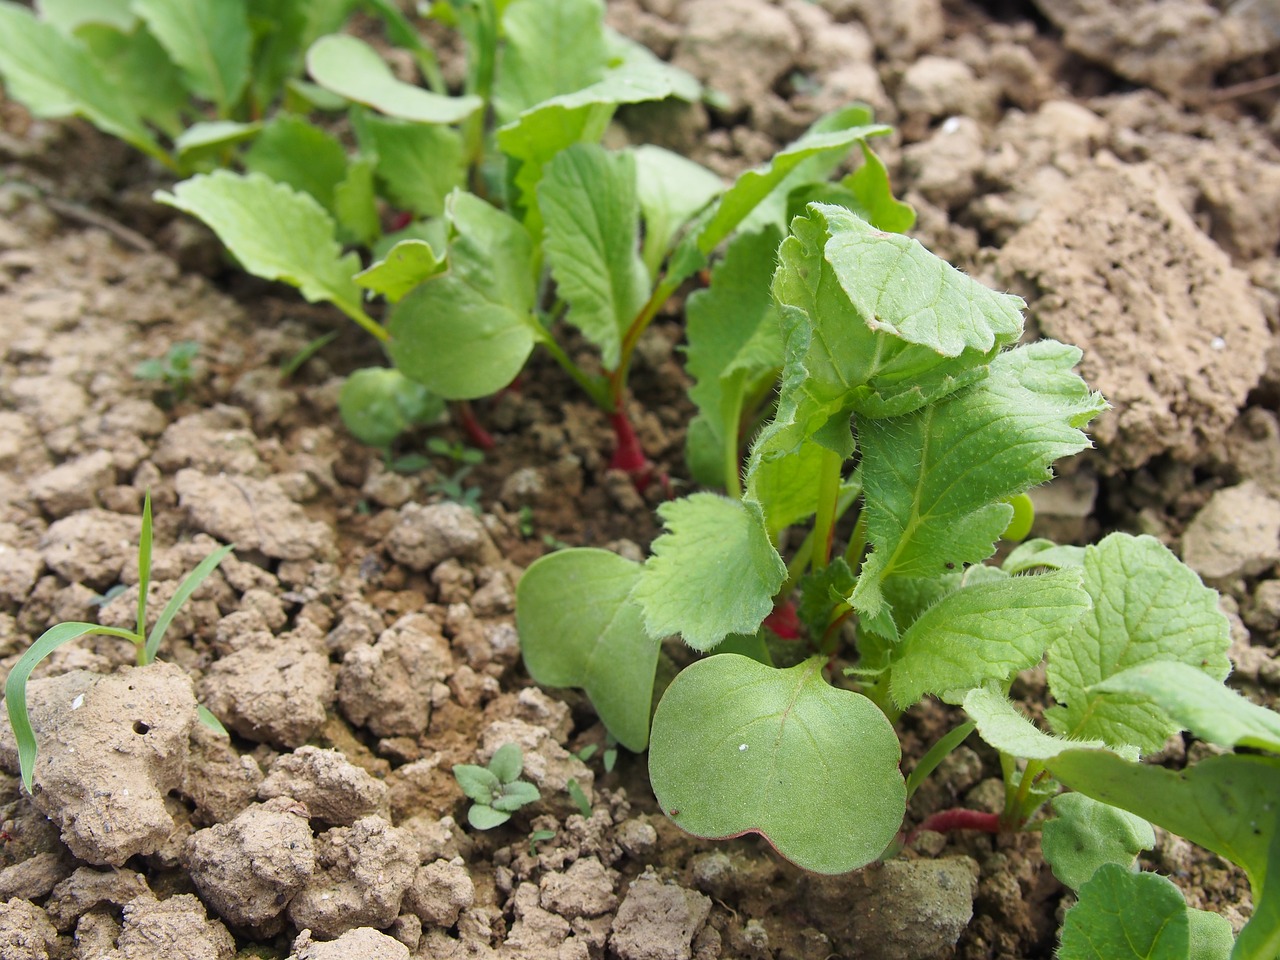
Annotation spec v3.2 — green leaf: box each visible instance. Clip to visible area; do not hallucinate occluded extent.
[539,144,648,370]
[173,120,261,166]
[962,689,1121,761]
[143,542,233,664]
[1093,662,1280,755]
[354,240,446,304]
[1002,538,1086,574]
[75,20,186,138]
[684,227,783,490]
[333,153,379,246]
[155,171,375,335]
[492,0,607,124]
[489,742,523,783]
[492,780,540,811]
[387,192,539,399]
[354,111,466,218]
[0,3,163,161]
[634,145,723,277]
[467,803,510,829]
[1045,533,1232,754]
[795,557,856,640]
[1042,793,1154,891]
[747,438,834,537]
[692,122,891,260]
[517,548,658,751]
[39,0,136,34]
[338,367,443,447]
[1191,910,1236,960]
[132,0,251,114]
[306,34,481,123]
[5,620,141,792]
[632,494,785,652]
[851,341,1105,625]
[453,763,500,803]
[889,569,1090,708]
[243,114,348,211]
[136,491,153,639]
[648,655,904,874]
[1232,830,1280,960]
[843,141,915,233]
[1058,863,1191,960]
[196,703,228,737]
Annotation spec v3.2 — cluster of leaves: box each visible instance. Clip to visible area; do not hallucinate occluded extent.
[4,494,232,792]
[453,742,540,829]
[517,205,1280,955]
[134,339,200,404]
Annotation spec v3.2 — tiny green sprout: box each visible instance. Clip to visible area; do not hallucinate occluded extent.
[528,828,556,856]
[427,437,485,466]
[4,493,233,793]
[566,778,591,819]
[518,505,535,539]
[453,742,541,830]
[575,744,598,763]
[134,341,201,403]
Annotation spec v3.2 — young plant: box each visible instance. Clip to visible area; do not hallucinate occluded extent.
[134,340,201,404]
[516,206,1278,953]
[145,0,911,477]
[452,742,541,829]
[5,493,233,793]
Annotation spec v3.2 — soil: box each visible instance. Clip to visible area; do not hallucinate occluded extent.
[1,1,1279,958]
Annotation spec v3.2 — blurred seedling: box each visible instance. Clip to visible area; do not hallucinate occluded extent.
[134,341,200,404]
[5,493,233,792]
[453,743,541,830]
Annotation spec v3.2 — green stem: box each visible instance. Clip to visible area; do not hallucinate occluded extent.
[537,334,611,409]
[1004,758,1046,827]
[607,274,681,408]
[335,299,390,343]
[905,720,976,801]
[843,509,868,572]
[810,448,844,571]
[723,389,746,500]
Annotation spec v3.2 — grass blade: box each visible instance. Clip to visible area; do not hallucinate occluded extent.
[196,704,228,737]
[143,543,233,664]
[5,621,138,792]
[135,492,153,643]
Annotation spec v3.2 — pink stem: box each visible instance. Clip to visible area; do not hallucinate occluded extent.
[764,600,802,640]
[456,401,495,451]
[909,808,1002,845]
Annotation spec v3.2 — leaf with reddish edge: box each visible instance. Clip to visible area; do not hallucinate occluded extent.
[648,654,904,874]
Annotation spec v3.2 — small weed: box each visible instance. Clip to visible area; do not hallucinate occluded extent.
[134,341,200,404]
[453,743,540,830]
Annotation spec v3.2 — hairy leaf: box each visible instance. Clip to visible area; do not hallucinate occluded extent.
[1058,864,1192,960]
[132,0,251,113]
[517,548,658,751]
[307,34,481,123]
[1042,793,1154,891]
[632,494,785,652]
[387,192,539,398]
[850,341,1104,623]
[1094,661,1280,755]
[963,689,1122,761]
[539,144,648,369]
[1046,533,1232,754]
[889,569,1089,708]
[648,655,904,874]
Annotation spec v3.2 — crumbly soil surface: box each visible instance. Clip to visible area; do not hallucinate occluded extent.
[1,1,1279,958]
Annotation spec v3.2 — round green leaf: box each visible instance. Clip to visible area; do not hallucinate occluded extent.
[467,804,510,830]
[338,367,442,447]
[649,654,905,874]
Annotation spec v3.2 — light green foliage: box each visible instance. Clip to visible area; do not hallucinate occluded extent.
[353,111,466,218]
[1001,537,1086,574]
[962,689,1121,761]
[134,340,200,401]
[4,495,232,793]
[852,341,1106,625]
[387,192,539,398]
[337,368,443,448]
[648,655,904,874]
[243,114,347,210]
[683,227,784,491]
[1046,533,1232,753]
[305,33,481,123]
[516,549,658,751]
[634,145,724,277]
[632,494,785,652]
[1042,793,1154,890]
[1058,863,1231,960]
[888,569,1090,708]
[1094,661,1280,754]
[132,0,252,114]
[75,16,187,138]
[492,0,607,123]
[354,240,446,304]
[0,2,163,160]
[539,144,648,369]
[453,743,541,830]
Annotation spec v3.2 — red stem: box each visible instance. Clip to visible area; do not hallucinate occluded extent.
[763,600,801,640]
[910,808,1002,842]
[456,401,495,451]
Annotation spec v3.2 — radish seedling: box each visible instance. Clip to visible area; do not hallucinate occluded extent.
[453,742,541,830]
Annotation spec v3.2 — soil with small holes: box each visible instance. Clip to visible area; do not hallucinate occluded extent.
[1,1,1279,958]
